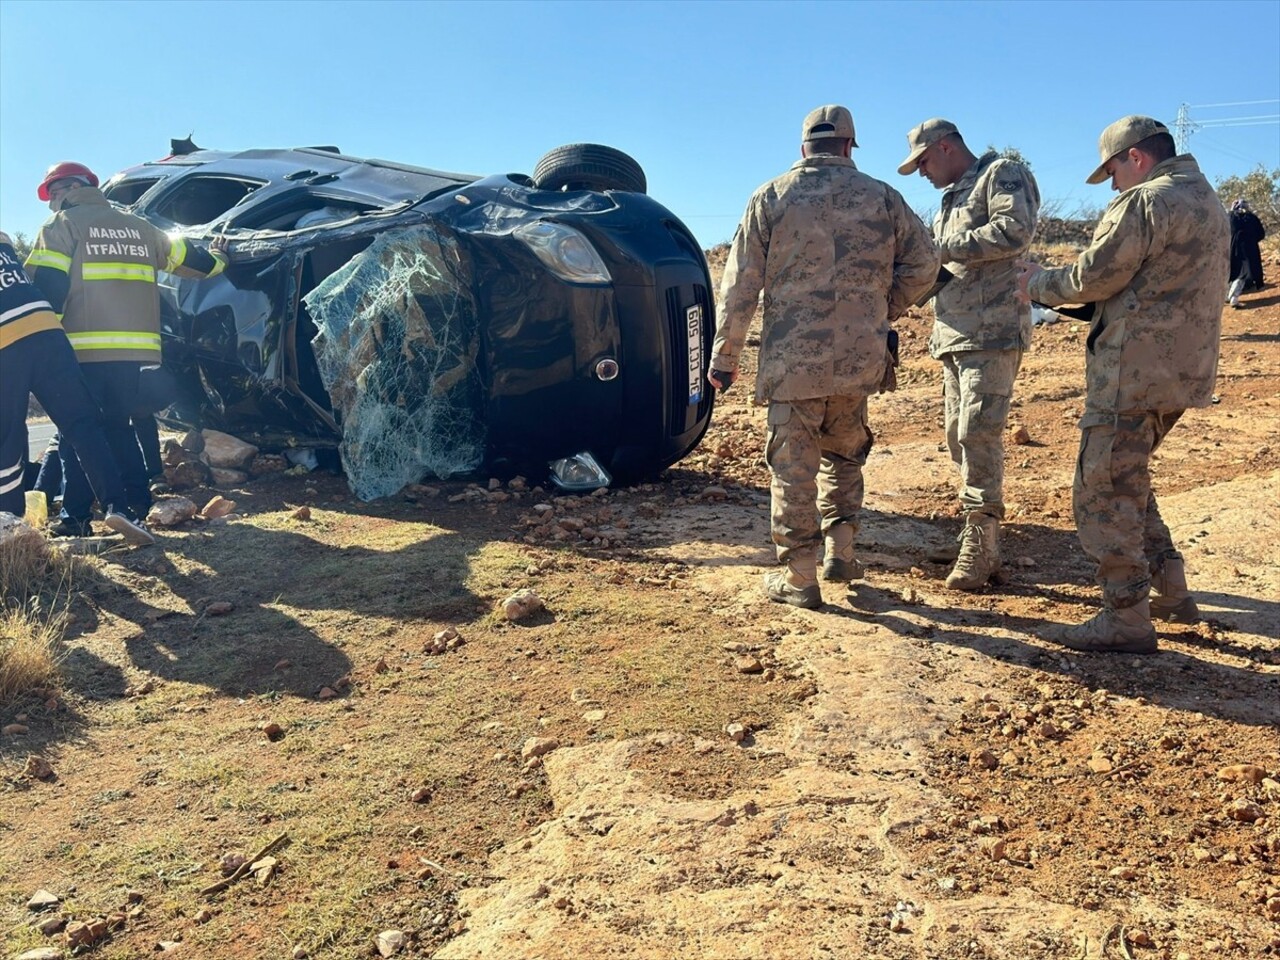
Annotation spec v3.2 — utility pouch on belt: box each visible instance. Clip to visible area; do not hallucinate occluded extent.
[878,329,900,394]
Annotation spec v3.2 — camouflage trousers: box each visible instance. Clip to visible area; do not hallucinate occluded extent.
[765,395,871,569]
[1074,410,1183,609]
[941,347,1022,520]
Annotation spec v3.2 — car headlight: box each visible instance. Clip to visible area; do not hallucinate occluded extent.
[549,451,612,492]
[514,221,611,285]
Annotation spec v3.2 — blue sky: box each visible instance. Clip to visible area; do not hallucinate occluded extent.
[2,0,1277,248]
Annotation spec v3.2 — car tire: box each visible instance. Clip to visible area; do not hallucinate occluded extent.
[533,144,647,194]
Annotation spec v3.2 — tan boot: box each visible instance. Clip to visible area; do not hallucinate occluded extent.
[1150,554,1199,623]
[945,515,1006,590]
[822,523,864,582]
[764,562,822,610]
[1051,600,1157,654]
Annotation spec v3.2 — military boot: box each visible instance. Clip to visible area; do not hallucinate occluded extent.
[945,515,1006,590]
[1149,554,1199,623]
[822,523,864,582]
[764,560,822,610]
[1051,599,1157,654]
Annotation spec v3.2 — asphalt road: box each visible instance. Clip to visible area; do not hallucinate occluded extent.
[28,420,56,461]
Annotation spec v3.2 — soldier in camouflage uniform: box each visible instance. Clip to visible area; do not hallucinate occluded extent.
[1018,116,1229,653]
[899,119,1040,591]
[710,105,939,609]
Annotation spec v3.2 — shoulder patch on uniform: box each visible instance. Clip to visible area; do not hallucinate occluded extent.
[997,179,1022,192]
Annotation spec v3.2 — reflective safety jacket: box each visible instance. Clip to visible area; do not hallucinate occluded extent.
[26,188,227,364]
[0,238,61,350]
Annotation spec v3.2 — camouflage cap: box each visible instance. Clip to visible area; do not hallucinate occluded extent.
[897,118,960,175]
[802,105,858,147]
[1086,115,1171,184]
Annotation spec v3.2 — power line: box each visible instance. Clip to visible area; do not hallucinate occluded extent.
[1174,101,1279,153]
[1190,99,1280,109]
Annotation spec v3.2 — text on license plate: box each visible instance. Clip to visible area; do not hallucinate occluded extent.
[686,304,703,404]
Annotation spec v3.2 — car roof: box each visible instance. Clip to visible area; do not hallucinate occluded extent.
[105,146,482,207]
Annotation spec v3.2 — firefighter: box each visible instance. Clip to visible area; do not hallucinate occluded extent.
[25,162,229,537]
[0,231,153,545]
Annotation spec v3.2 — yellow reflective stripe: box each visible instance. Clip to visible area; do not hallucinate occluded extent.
[164,238,187,273]
[26,249,72,272]
[207,251,228,278]
[82,262,156,282]
[66,331,162,350]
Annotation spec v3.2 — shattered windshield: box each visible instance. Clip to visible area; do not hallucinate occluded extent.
[303,225,485,501]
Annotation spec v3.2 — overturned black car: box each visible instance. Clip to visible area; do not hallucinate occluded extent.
[103,142,715,499]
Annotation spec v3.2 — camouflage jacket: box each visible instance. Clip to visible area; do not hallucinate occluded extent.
[713,155,939,403]
[929,151,1040,358]
[1027,155,1228,422]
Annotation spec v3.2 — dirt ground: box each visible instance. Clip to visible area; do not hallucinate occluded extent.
[2,248,1278,960]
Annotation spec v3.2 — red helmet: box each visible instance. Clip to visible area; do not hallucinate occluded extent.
[38,161,99,201]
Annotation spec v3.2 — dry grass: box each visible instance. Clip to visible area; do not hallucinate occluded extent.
[0,530,68,702]
[0,600,66,703]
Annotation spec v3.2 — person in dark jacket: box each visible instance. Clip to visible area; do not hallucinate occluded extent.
[1227,198,1266,307]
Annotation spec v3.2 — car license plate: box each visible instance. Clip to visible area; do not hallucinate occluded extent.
[686,304,703,404]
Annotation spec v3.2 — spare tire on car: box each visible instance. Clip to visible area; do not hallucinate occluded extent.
[533,143,647,194]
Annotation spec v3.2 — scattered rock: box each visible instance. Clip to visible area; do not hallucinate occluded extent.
[1010,424,1032,445]
[274,659,292,671]
[502,589,544,621]
[194,908,214,924]
[1087,756,1113,774]
[251,856,278,886]
[425,627,464,654]
[164,460,212,490]
[410,787,432,803]
[582,709,607,724]
[220,853,247,876]
[1109,866,1138,880]
[4,723,29,735]
[970,749,999,771]
[202,429,259,469]
[27,889,60,910]
[148,497,199,527]
[290,505,312,521]
[200,495,236,519]
[1225,799,1265,823]
[317,687,338,700]
[37,915,67,935]
[725,722,748,743]
[521,737,559,760]
[16,948,64,960]
[375,929,407,957]
[205,601,234,617]
[179,430,206,453]
[1218,764,1267,784]
[23,756,55,781]
[262,722,284,741]
[734,656,763,674]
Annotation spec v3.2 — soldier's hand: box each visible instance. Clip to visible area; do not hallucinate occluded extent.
[1014,259,1042,305]
[209,235,232,261]
[707,367,738,392]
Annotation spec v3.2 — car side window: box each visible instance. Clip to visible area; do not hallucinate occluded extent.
[151,176,266,227]
[103,177,163,206]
